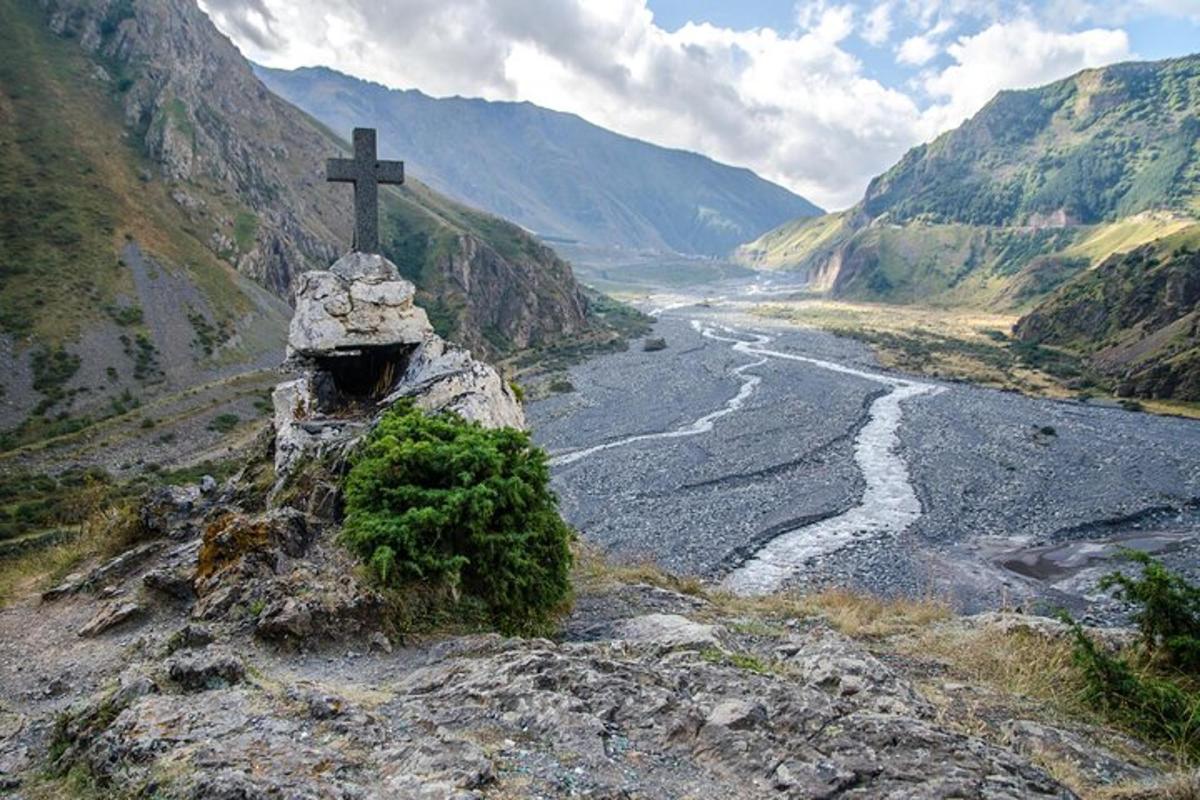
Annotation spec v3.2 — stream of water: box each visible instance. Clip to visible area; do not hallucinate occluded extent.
[550,317,944,594]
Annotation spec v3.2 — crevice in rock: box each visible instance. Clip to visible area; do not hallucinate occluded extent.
[312,343,416,413]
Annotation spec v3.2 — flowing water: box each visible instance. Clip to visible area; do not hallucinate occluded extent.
[549,316,945,594]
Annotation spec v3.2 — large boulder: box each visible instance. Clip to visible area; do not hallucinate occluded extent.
[383,336,525,430]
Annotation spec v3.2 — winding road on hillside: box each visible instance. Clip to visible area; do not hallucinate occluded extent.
[529,289,1200,618]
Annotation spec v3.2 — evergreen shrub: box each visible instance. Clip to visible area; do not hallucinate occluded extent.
[341,401,573,634]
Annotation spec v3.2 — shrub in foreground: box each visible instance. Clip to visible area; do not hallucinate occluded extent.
[1070,552,1200,759]
[1070,622,1200,758]
[340,402,573,634]
[1099,550,1200,671]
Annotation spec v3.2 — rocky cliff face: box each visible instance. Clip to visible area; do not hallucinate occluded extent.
[41,0,343,294]
[35,0,595,357]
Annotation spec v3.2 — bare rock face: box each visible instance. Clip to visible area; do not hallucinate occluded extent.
[778,626,934,717]
[615,613,726,651]
[382,335,526,429]
[188,509,384,643]
[272,253,524,478]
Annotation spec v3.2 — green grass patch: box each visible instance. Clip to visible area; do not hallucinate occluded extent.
[207,412,240,433]
[0,0,258,352]
[0,0,131,341]
[233,211,257,252]
[103,303,143,326]
[700,647,770,674]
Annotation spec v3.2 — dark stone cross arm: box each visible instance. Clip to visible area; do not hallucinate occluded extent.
[326,128,404,254]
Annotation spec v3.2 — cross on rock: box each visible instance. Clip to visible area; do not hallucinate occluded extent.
[326,128,404,254]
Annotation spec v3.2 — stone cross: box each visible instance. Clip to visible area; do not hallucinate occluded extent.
[326,128,404,254]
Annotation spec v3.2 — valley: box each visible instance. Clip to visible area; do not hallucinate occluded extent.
[3,0,1200,796]
[530,277,1200,620]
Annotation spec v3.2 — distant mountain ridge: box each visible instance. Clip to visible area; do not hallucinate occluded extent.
[255,65,822,257]
[738,54,1200,306]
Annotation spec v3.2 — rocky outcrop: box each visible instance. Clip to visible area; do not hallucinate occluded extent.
[285,253,432,358]
[777,627,933,717]
[10,477,1173,800]
[188,508,383,643]
[272,252,523,478]
[35,608,1077,799]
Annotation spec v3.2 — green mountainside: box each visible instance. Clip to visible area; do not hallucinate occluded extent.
[738,55,1200,309]
[736,54,1200,401]
[861,58,1200,227]
[0,0,612,446]
[1016,225,1200,400]
[256,65,822,257]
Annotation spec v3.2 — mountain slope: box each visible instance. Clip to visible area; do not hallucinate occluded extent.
[0,0,293,441]
[738,55,1200,308]
[1,0,607,444]
[256,65,822,257]
[1016,225,1200,401]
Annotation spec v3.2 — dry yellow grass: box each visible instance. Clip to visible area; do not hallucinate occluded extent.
[746,298,1052,390]
[1099,771,1200,799]
[901,622,1087,717]
[0,482,142,606]
[748,298,1200,419]
[1139,399,1200,421]
[574,545,950,635]
[571,543,707,597]
[791,587,952,638]
[749,297,1019,340]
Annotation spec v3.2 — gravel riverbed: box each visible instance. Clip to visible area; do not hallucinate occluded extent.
[529,303,1200,619]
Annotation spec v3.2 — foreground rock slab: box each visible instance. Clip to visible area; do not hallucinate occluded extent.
[77,601,142,638]
[42,613,1075,799]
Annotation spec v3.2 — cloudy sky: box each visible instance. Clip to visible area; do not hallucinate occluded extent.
[199,0,1200,209]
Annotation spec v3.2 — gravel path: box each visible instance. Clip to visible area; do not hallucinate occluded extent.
[529,298,1200,617]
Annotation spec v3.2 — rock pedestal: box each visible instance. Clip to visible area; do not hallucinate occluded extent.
[272,252,524,477]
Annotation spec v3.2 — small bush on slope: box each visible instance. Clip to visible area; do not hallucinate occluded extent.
[1070,552,1200,760]
[341,401,573,635]
[1100,550,1200,672]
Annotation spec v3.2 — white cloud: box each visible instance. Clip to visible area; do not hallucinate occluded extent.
[1045,0,1200,25]
[897,34,939,64]
[198,0,1172,211]
[795,1,858,43]
[861,2,894,45]
[919,20,1132,134]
